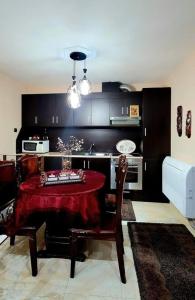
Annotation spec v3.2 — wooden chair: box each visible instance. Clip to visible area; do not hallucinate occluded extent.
[9,154,45,276]
[105,154,127,212]
[0,160,17,209]
[69,154,128,283]
[17,154,43,183]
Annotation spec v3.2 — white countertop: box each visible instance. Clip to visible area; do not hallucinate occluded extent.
[36,152,112,158]
[1,152,143,159]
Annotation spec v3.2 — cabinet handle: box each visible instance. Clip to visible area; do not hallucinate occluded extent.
[56,116,59,124]
[144,127,147,137]
[121,107,124,115]
[126,106,128,115]
[34,116,38,124]
[144,162,147,171]
[88,160,90,169]
[52,116,55,124]
[83,160,86,169]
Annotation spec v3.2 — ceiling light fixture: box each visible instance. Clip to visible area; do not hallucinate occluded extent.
[67,51,91,109]
[79,59,91,96]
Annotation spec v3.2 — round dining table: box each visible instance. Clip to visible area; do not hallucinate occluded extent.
[15,170,106,229]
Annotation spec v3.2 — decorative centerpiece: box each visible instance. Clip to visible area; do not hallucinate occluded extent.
[40,169,86,186]
[56,136,84,170]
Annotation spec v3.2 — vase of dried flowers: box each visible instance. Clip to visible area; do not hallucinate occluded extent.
[56,136,84,171]
[62,150,72,171]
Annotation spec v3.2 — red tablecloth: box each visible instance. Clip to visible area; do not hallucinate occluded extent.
[15,170,105,228]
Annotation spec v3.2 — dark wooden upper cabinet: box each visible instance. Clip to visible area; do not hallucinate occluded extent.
[22,91,143,128]
[22,94,55,126]
[22,93,74,127]
[91,98,110,126]
[55,93,73,126]
[109,92,142,118]
[39,94,56,126]
[73,95,92,126]
[142,88,171,158]
[22,94,45,126]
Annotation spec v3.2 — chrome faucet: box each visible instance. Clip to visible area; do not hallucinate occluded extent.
[89,143,95,154]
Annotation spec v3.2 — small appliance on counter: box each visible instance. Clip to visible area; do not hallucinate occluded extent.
[22,140,49,153]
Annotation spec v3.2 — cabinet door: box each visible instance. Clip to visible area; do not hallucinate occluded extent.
[91,99,110,126]
[73,95,92,126]
[109,92,143,118]
[22,94,41,126]
[38,94,56,126]
[142,88,171,158]
[88,158,110,191]
[55,94,74,126]
[125,92,143,117]
[142,158,167,202]
[22,94,56,127]
[109,99,125,117]
[44,157,62,171]
[71,158,86,169]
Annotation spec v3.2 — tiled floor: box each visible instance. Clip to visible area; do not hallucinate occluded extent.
[0,201,195,300]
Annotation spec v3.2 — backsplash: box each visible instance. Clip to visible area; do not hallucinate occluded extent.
[16,127,142,154]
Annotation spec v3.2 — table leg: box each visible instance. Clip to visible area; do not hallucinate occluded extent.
[37,212,86,261]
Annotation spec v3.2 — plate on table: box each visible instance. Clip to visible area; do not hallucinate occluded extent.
[116,139,136,154]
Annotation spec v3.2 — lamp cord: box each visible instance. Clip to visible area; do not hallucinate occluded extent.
[83,59,87,74]
[72,60,76,81]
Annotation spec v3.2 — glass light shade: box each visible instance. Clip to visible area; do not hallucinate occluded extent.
[79,76,91,95]
[67,83,81,109]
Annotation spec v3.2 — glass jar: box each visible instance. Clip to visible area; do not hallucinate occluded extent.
[62,150,72,171]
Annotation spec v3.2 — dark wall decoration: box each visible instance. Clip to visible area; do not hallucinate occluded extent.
[186,110,192,138]
[177,105,183,137]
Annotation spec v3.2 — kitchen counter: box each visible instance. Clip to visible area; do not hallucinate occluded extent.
[1,152,112,160]
[1,152,143,160]
[42,152,112,158]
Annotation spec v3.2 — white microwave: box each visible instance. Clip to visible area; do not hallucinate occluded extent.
[22,140,49,153]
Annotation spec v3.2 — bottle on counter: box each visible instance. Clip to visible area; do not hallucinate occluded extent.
[42,128,48,140]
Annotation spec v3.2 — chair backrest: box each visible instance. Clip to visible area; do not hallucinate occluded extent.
[17,155,41,183]
[0,161,16,183]
[115,155,128,228]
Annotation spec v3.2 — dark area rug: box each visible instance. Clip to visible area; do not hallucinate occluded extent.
[128,222,195,300]
[122,199,136,221]
[105,194,136,221]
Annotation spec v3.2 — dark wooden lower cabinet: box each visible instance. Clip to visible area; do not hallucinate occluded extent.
[130,158,168,202]
[72,157,110,192]
[44,157,62,171]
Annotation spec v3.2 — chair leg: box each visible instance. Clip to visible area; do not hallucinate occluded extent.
[120,225,124,254]
[116,234,126,284]
[70,235,77,278]
[29,233,38,277]
[10,235,15,246]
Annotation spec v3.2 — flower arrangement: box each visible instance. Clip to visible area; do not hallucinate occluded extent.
[56,136,84,153]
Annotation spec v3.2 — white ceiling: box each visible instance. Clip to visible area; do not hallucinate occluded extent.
[0,0,194,87]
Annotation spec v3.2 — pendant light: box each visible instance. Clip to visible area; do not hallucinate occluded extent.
[67,53,83,109]
[66,51,91,109]
[67,58,81,109]
[79,59,91,95]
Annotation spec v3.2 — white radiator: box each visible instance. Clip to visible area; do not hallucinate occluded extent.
[162,156,195,218]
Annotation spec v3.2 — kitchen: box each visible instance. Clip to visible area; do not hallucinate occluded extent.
[0,1,195,299]
[18,86,170,203]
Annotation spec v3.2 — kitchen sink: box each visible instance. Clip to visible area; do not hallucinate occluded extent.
[79,152,111,156]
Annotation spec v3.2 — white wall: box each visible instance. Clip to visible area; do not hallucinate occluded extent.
[167,50,195,164]
[0,72,22,156]
[23,83,102,94]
